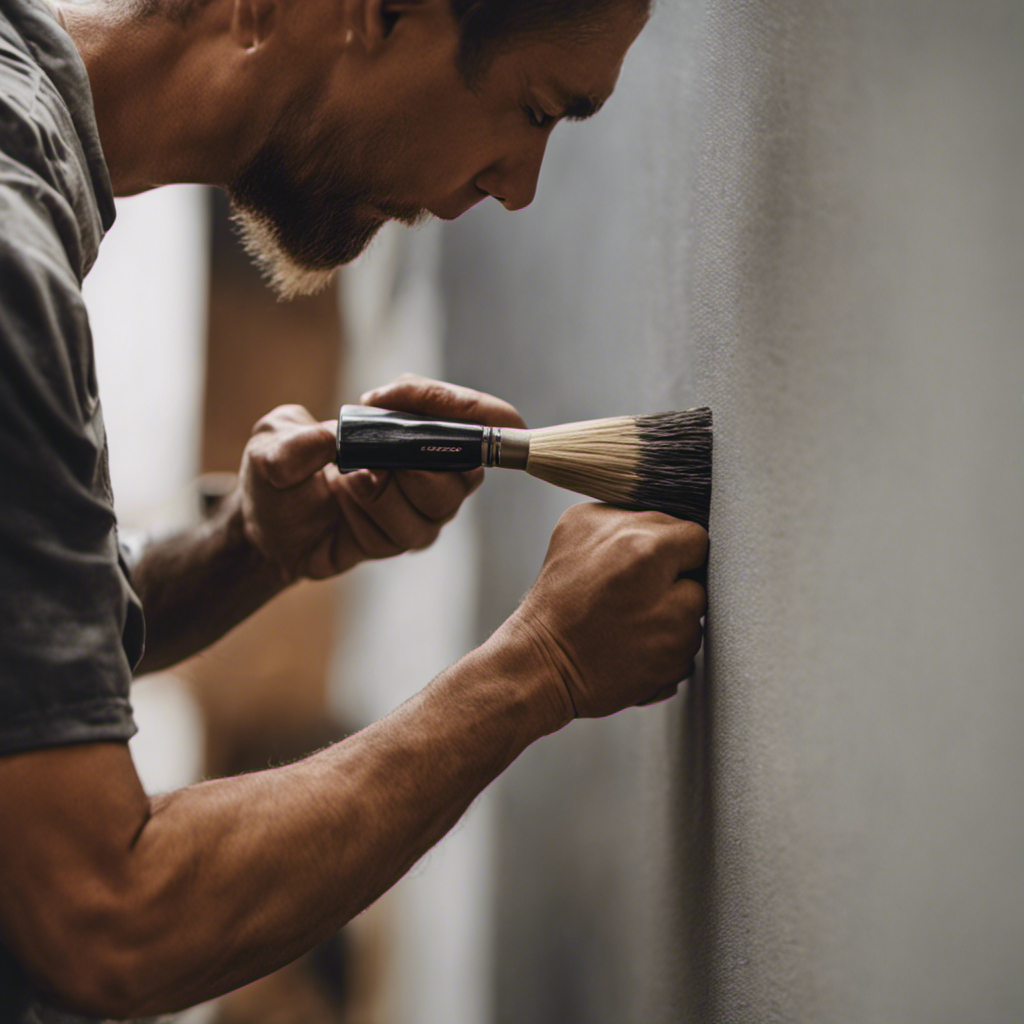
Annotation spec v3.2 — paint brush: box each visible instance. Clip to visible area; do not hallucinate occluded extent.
[336,404,713,527]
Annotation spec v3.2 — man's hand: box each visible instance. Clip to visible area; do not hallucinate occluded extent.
[498,503,709,728]
[239,374,525,580]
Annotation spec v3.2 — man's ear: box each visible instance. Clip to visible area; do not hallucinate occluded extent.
[351,0,424,54]
[231,0,278,50]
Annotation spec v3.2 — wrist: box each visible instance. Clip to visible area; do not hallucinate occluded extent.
[211,486,292,599]
[476,616,576,740]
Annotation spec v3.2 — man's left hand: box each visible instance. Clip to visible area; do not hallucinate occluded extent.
[238,374,525,581]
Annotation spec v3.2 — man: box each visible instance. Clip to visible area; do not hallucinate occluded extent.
[0,0,709,1018]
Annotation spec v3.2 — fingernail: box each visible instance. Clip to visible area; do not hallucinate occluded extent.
[360,390,379,405]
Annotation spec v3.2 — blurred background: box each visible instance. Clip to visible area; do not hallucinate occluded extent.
[84,0,1023,1021]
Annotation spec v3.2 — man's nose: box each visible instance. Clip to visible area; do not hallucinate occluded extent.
[475,136,549,212]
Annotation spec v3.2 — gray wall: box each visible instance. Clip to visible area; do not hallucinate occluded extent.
[442,1,1024,1021]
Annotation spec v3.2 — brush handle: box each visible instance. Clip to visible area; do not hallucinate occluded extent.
[336,405,531,472]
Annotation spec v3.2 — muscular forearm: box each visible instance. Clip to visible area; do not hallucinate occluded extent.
[2,497,706,1018]
[131,489,288,673]
[32,628,569,1017]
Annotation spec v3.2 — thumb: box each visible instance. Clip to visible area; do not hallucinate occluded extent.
[360,375,526,429]
[248,420,337,489]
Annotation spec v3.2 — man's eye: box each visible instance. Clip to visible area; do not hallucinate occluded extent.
[526,107,553,129]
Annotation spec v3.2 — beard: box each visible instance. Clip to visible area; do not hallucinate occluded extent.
[227,85,427,300]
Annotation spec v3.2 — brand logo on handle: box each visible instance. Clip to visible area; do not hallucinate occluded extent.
[422,446,462,452]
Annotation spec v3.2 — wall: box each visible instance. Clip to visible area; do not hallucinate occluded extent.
[334,223,494,1024]
[84,186,209,796]
[84,186,208,528]
[442,1,1024,1021]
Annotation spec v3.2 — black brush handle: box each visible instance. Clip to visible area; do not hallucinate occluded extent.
[336,404,486,472]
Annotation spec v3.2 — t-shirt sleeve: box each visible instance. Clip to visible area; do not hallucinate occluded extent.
[0,149,142,754]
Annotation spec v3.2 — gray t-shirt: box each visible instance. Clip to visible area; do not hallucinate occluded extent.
[1,0,145,1016]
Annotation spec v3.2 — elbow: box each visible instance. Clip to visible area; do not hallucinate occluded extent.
[42,950,145,1021]
[18,897,163,1019]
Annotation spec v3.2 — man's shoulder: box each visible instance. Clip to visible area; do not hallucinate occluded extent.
[0,2,56,159]
[0,0,113,277]
[0,35,67,199]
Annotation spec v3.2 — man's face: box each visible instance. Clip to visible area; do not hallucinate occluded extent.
[228,1,644,298]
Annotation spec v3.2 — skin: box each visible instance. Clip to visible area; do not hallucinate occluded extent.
[63,0,644,292]
[0,0,709,1016]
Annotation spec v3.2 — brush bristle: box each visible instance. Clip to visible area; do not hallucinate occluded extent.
[633,408,713,527]
[524,408,713,528]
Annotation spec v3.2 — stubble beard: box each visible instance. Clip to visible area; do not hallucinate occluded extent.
[227,89,427,300]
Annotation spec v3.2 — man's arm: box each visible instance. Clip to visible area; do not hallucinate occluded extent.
[129,486,287,674]
[135,379,523,673]
[0,632,555,1016]
[0,504,707,1018]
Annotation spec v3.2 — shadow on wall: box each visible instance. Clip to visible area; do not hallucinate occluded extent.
[440,11,712,1022]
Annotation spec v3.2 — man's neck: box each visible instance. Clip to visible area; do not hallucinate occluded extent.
[59,1,265,196]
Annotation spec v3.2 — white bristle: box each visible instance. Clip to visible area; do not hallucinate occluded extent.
[525,416,641,506]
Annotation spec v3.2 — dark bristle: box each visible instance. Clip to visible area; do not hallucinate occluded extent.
[630,408,713,528]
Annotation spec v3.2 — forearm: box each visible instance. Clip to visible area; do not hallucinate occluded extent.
[87,628,569,1015]
[131,488,288,673]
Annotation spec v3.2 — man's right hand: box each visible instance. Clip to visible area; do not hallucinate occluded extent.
[0,502,706,1017]
[501,503,708,727]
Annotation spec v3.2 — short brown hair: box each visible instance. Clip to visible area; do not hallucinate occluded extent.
[450,0,651,83]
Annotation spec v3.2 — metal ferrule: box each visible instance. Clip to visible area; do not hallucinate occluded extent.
[486,426,531,470]
[481,426,498,467]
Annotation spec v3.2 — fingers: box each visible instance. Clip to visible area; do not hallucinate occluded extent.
[360,374,527,429]
[633,588,703,707]
[338,470,453,555]
[674,576,708,619]
[622,508,708,576]
[636,683,681,706]
[558,503,709,582]
[391,467,484,520]
[248,406,336,489]
[332,482,406,561]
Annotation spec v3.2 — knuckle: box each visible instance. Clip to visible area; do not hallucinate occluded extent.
[679,579,708,617]
[251,404,310,437]
[409,524,442,551]
[250,442,290,488]
[556,501,600,529]
[251,412,276,435]
[551,502,600,547]
[421,380,450,405]
[245,442,272,475]
[459,394,485,422]
[612,525,661,564]
[416,487,462,522]
[444,384,488,424]
[363,536,402,560]
[680,520,710,559]
[279,403,312,421]
[552,504,581,537]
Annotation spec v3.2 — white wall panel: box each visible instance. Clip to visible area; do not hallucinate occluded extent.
[443,1,1024,1020]
[83,185,208,527]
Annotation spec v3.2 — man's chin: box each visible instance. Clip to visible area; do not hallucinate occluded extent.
[229,204,385,301]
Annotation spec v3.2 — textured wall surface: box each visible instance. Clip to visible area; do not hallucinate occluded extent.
[442,10,707,1020]
[443,1,1024,1021]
